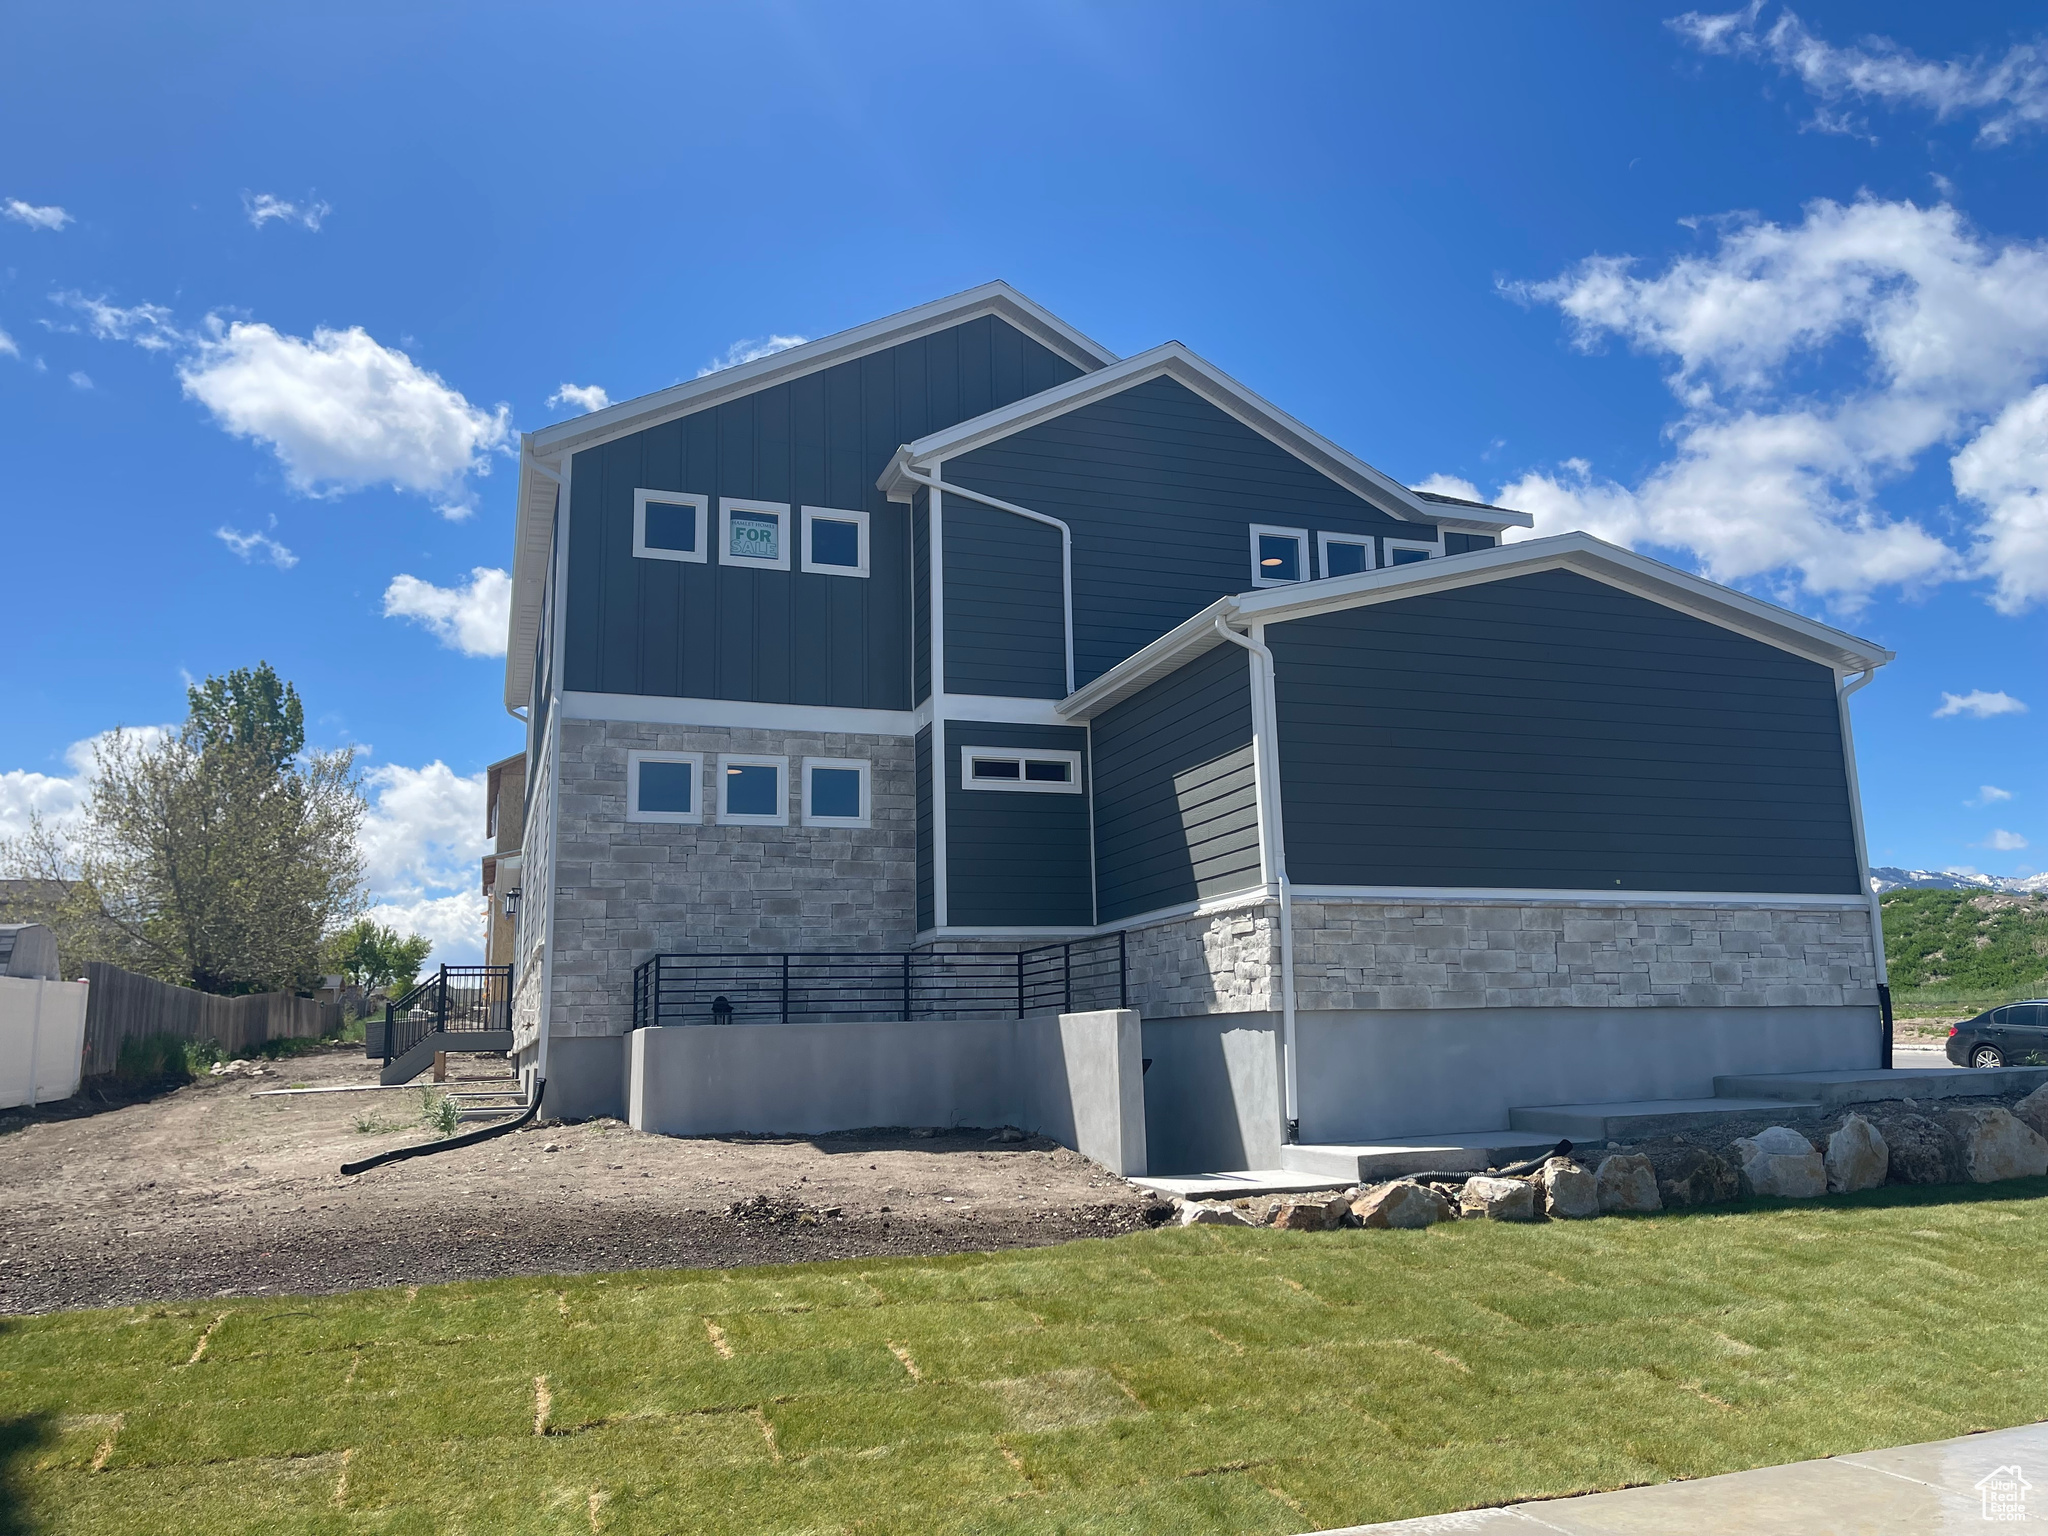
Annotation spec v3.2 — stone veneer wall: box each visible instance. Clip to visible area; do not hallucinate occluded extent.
[547,718,918,1038]
[510,742,557,1059]
[1126,896,1879,1018]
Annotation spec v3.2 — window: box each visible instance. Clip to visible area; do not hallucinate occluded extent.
[802,757,871,827]
[1384,537,1442,566]
[626,751,703,824]
[1248,524,1309,587]
[718,499,792,571]
[959,746,1084,794]
[800,506,870,578]
[632,490,708,563]
[1318,532,1375,579]
[716,754,789,825]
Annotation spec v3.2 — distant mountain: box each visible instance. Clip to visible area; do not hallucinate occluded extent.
[1870,866,2048,896]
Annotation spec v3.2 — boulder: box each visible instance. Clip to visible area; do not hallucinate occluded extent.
[1732,1127,1825,1199]
[1655,1148,1740,1208]
[1871,1113,1960,1185]
[1352,1180,1453,1230]
[1595,1153,1662,1214]
[1459,1175,1538,1222]
[1273,1193,1352,1231]
[1538,1158,1599,1219]
[1178,1200,1253,1227]
[2015,1083,2048,1142]
[1940,1106,2048,1183]
[1824,1114,1889,1194]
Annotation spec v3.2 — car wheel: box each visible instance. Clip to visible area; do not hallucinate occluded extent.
[1970,1044,2005,1070]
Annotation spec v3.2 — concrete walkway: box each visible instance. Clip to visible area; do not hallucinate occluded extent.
[1309,1420,2046,1533]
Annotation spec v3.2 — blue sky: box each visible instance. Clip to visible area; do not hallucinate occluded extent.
[4,2,2044,958]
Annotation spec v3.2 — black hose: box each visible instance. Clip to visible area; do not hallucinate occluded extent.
[1395,1139,1574,1187]
[341,1078,546,1176]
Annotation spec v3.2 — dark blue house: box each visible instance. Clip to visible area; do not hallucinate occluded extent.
[501,283,1894,1177]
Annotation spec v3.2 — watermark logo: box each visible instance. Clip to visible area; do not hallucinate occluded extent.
[1976,1464,2031,1523]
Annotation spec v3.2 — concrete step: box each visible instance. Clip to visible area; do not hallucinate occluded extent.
[378,1029,514,1085]
[1509,1096,1821,1140]
[1128,1170,1352,1200]
[1714,1065,2048,1109]
[1279,1131,1564,1184]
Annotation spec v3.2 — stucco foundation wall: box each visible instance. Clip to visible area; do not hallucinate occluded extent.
[549,718,918,1039]
[1139,1013,1283,1176]
[541,1033,628,1122]
[1295,1003,1882,1143]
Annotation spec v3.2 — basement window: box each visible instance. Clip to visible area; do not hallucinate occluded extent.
[1318,533,1374,579]
[801,506,870,578]
[627,751,703,824]
[717,754,789,825]
[632,490,708,563]
[1249,524,1308,587]
[960,747,1083,795]
[802,758,871,827]
[719,499,792,571]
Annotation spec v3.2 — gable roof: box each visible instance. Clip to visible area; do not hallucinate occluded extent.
[504,282,1116,709]
[1057,531,1893,720]
[877,342,1535,535]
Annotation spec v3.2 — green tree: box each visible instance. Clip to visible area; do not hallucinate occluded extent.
[323,918,434,995]
[186,662,305,771]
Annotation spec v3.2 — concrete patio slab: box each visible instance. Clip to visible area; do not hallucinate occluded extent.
[1716,1064,2048,1107]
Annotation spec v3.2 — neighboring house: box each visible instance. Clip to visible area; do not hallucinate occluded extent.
[501,282,1892,1174]
[480,752,527,971]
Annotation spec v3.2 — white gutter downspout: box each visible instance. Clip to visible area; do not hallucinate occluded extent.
[899,465,1076,697]
[1836,667,1892,1068]
[1212,614,1300,1143]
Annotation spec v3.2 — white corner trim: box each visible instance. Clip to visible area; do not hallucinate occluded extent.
[801,756,872,827]
[718,499,792,571]
[958,745,1084,793]
[715,753,790,826]
[1248,523,1310,588]
[626,750,705,824]
[632,489,708,563]
[799,505,871,578]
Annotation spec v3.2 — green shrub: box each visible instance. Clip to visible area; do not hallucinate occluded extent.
[419,1086,460,1137]
[1882,889,2048,1011]
[112,1033,218,1087]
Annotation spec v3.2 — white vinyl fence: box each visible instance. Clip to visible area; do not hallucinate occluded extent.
[0,974,89,1108]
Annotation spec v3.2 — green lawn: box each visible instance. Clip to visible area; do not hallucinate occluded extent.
[7,1184,2048,1536]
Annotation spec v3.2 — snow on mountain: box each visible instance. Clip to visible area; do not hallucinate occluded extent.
[1870,867,2048,895]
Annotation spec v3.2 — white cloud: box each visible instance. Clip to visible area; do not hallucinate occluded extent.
[359,761,490,966]
[0,327,17,359]
[547,382,609,415]
[1969,785,2015,806]
[361,892,486,966]
[52,291,182,351]
[382,567,511,657]
[698,334,807,377]
[0,727,175,844]
[1412,473,1485,502]
[68,370,91,390]
[178,319,512,515]
[243,192,330,231]
[3,200,71,231]
[1670,5,2048,145]
[214,522,298,569]
[1484,196,2048,610]
[1978,829,2031,852]
[1934,690,2028,719]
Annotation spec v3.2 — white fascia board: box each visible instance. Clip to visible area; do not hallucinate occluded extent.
[528,282,1116,461]
[1056,596,1242,720]
[503,440,562,711]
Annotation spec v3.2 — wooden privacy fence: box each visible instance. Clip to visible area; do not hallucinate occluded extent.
[81,962,341,1077]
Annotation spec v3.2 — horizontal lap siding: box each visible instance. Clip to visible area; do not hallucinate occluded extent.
[943,499,1065,697]
[1092,644,1261,922]
[945,723,1092,928]
[1271,569,1861,893]
[564,318,1081,707]
[944,375,1429,689]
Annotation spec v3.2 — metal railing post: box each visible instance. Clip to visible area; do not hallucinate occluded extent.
[1119,930,1128,1010]
[780,953,790,1025]
[1063,942,1073,1014]
[900,952,911,1022]
[1016,950,1025,1019]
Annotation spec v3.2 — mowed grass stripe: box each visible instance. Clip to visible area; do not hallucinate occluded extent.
[4,1180,2048,1534]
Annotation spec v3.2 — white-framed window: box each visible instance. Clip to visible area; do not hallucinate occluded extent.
[1384,536,1443,567]
[626,750,704,824]
[800,506,870,578]
[1317,532,1375,580]
[801,757,871,827]
[716,753,789,825]
[959,746,1084,794]
[633,490,708,563]
[1249,523,1309,587]
[718,499,792,571]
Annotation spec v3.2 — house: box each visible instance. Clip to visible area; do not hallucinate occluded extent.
[501,282,1893,1176]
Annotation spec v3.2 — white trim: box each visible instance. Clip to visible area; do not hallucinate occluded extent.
[929,476,949,930]
[1248,523,1310,588]
[719,499,791,570]
[800,506,870,578]
[631,489,708,563]
[1382,535,1443,566]
[1285,884,1873,908]
[558,689,1075,736]
[939,695,1071,726]
[801,757,871,827]
[715,754,789,826]
[917,925,1099,942]
[626,750,704,824]
[1836,671,1889,988]
[959,745,1083,794]
[1316,530,1376,579]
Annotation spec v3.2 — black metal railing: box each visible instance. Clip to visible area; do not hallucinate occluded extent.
[384,964,514,1063]
[630,933,1126,1028]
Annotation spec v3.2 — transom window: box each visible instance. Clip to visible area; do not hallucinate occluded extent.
[719,499,792,570]
[802,757,871,826]
[1384,537,1441,566]
[632,490,708,563]
[1318,532,1374,579]
[1248,524,1309,588]
[800,506,871,578]
[960,747,1084,795]
[626,751,703,824]
[717,754,789,825]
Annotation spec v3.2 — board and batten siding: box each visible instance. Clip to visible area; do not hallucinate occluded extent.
[1091,642,1262,923]
[563,317,1082,708]
[1269,569,1864,894]
[942,374,1431,690]
[944,723,1093,929]
[943,497,1066,698]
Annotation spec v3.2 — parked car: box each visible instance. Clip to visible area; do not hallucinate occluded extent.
[1947,1002,2048,1068]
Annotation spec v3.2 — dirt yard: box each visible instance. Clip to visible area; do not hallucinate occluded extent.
[0,1045,1164,1316]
